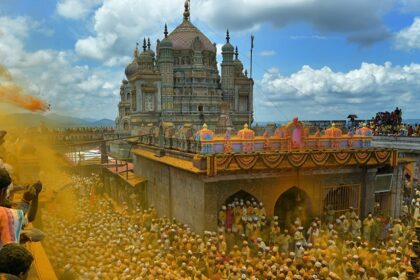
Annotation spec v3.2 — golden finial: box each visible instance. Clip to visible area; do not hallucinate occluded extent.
[331,123,336,128]
[202,123,208,129]
[244,123,248,129]
[183,0,190,21]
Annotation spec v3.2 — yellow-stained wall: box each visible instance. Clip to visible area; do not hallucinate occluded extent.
[204,169,369,231]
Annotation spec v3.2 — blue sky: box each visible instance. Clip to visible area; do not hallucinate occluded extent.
[0,0,419,122]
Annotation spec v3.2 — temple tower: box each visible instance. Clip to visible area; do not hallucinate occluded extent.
[158,24,174,111]
[221,30,235,111]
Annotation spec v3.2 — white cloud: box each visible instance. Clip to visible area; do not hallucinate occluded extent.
[395,17,420,50]
[258,50,276,57]
[0,16,121,119]
[74,0,185,64]
[74,0,391,65]
[194,0,392,46]
[256,62,420,120]
[57,0,102,20]
[75,33,118,60]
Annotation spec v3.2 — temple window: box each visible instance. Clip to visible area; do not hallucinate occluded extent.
[239,96,248,112]
[145,93,154,112]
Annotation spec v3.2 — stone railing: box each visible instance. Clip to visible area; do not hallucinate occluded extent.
[131,119,375,155]
[372,135,420,151]
[133,128,372,155]
[197,135,372,155]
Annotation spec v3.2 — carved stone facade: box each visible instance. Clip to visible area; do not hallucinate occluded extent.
[115,1,253,133]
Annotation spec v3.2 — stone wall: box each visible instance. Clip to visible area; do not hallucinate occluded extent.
[203,169,367,231]
[133,153,391,232]
[133,154,207,232]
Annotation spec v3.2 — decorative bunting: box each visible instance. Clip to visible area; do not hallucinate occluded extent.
[234,155,259,170]
[333,152,352,164]
[354,151,372,164]
[374,150,391,163]
[287,153,309,168]
[261,154,285,169]
[207,149,395,176]
[215,154,234,170]
[310,153,330,166]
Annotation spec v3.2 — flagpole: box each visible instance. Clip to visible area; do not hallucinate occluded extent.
[250,35,254,79]
[249,35,254,126]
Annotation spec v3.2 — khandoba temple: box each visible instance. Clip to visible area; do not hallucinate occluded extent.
[110,0,399,232]
[1,1,420,279]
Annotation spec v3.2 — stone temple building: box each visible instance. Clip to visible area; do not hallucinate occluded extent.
[115,1,253,132]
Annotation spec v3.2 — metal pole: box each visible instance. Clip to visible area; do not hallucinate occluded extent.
[249,35,254,127]
[250,35,254,80]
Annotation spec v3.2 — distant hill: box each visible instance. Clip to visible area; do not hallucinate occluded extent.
[90,119,115,127]
[0,113,115,129]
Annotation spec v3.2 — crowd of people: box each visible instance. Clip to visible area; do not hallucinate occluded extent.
[0,162,42,279]
[0,127,419,279]
[368,107,420,136]
[39,174,418,280]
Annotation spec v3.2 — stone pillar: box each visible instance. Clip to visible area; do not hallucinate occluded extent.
[100,141,108,164]
[361,167,376,218]
[204,183,218,232]
[391,164,404,218]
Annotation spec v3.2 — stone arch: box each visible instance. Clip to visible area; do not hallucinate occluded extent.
[274,186,312,229]
[224,190,260,206]
[218,189,264,231]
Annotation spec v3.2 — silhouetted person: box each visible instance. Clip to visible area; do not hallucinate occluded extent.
[0,243,34,279]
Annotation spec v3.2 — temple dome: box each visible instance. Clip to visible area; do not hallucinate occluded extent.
[139,50,153,64]
[125,59,138,78]
[160,37,173,48]
[167,20,216,53]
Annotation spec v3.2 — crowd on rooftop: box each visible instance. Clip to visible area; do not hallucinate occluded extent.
[367,108,420,136]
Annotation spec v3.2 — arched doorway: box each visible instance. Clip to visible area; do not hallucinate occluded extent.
[224,190,259,206]
[219,190,263,233]
[274,187,312,229]
[123,121,129,131]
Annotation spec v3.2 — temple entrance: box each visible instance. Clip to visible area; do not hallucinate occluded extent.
[219,190,264,233]
[274,187,312,229]
[224,190,259,206]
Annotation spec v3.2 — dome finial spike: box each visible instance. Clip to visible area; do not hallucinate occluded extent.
[183,0,190,21]
[226,30,230,43]
[235,46,238,59]
[164,24,168,38]
[147,38,151,50]
[134,42,139,58]
[143,38,147,51]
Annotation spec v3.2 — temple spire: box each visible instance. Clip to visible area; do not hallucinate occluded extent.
[183,0,190,21]
[147,38,151,50]
[164,24,168,38]
[235,46,238,60]
[142,38,147,51]
[226,30,230,43]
